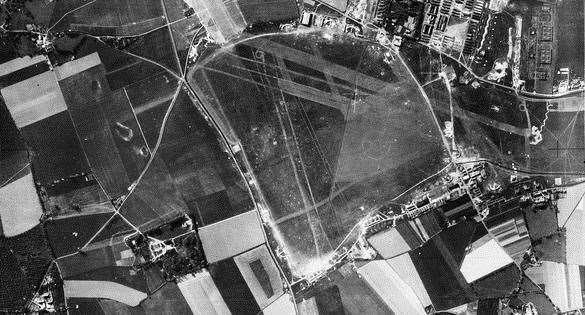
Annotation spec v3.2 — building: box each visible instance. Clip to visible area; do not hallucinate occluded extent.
[418,0,488,55]
[374,0,425,39]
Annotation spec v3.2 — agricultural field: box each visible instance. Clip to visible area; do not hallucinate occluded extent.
[124,72,180,148]
[49,0,166,36]
[67,281,192,315]
[20,111,91,186]
[45,212,113,258]
[556,0,584,78]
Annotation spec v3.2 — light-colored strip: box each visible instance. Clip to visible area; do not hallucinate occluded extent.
[55,52,102,80]
[177,272,231,315]
[246,38,388,92]
[358,260,427,315]
[567,264,583,311]
[0,55,47,77]
[63,280,147,306]
[386,254,432,307]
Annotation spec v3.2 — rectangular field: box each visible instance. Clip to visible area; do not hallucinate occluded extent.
[51,0,165,35]
[20,111,91,185]
[557,0,584,77]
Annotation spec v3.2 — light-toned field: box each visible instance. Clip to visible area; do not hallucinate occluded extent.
[1,71,67,128]
[176,271,230,315]
[557,182,585,265]
[198,210,265,263]
[0,170,43,237]
[358,260,427,315]
[0,55,46,77]
[525,261,583,312]
[63,280,147,306]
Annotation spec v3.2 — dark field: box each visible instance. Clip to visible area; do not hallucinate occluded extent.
[556,0,584,77]
[119,155,186,231]
[51,184,102,213]
[478,123,528,166]
[124,72,179,148]
[190,32,448,275]
[68,298,104,315]
[209,258,261,315]
[45,212,113,258]
[451,83,527,129]
[124,27,181,74]
[20,111,90,186]
[163,0,190,22]
[56,239,146,293]
[238,0,299,25]
[50,0,166,36]
[532,232,566,263]
[472,264,522,299]
[0,226,53,310]
[303,264,393,314]
[0,61,50,88]
[409,222,477,311]
[523,204,560,241]
[0,98,30,185]
[525,101,549,127]
[88,213,134,246]
[75,39,168,91]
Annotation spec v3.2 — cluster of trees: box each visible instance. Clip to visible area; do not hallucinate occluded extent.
[160,233,207,280]
[0,0,45,60]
